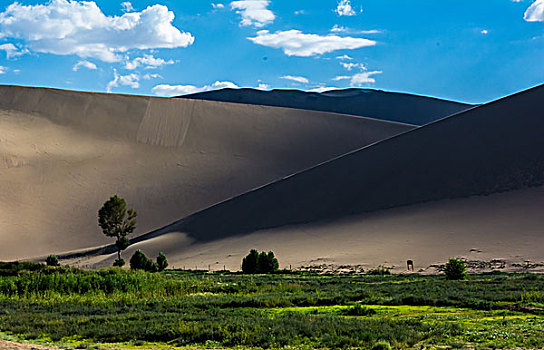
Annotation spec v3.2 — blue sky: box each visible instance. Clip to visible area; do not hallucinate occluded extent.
[0,0,542,103]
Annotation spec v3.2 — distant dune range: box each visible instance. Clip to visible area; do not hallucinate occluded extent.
[179,88,474,125]
[0,85,414,260]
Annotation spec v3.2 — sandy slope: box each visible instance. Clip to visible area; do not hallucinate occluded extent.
[0,85,413,260]
[69,186,544,272]
[181,88,474,125]
[69,85,544,271]
[155,85,544,242]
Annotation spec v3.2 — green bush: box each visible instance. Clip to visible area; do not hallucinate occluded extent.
[444,258,467,280]
[113,258,125,267]
[156,252,168,272]
[372,340,392,350]
[343,304,376,316]
[242,249,279,274]
[130,250,157,272]
[45,255,60,267]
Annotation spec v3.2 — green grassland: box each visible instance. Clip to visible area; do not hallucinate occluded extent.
[0,262,543,349]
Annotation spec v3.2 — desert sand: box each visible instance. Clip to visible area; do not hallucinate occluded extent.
[1,84,542,273]
[0,85,412,260]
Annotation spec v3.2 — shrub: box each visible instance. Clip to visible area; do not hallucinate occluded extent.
[343,304,376,316]
[113,258,125,267]
[130,250,157,272]
[444,258,467,280]
[156,252,168,271]
[45,255,60,267]
[367,268,390,275]
[242,249,279,274]
[372,340,392,350]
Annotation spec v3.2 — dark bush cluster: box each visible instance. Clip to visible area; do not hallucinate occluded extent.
[45,255,60,267]
[130,250,168,272]
[444,258,467,280]
[241,249,279,274]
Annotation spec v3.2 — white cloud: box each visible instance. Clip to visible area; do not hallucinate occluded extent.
[125,54,174,69]
[340,62,366,70]
[308,86,339,93]
[0,66,7,74]
[481,29,489,35]
[0,43,28,59]
[257,83,270,89]
[152,81,239,96]
[335,0,358,16]
[0,0,194,62]
[72,60,97,71]
[336,54,353,60]
[331,25,347,33]
[107,69,140,92]
[230,0,275,27]
[143,73,162,80]
[121,2,135,12]
[212,3,225,9]
[248,30,376,57]
[350,70,382,85]
[294,10,305,15]
[281,75,309,84]
[524,0,544,21]
[332,70,381,85]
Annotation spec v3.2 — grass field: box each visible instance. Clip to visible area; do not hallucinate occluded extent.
[0,262,543,349]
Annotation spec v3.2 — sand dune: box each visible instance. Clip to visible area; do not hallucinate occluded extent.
[75,186,544,272]
[149,85,543,242]
[0,85,413,260]
[180,88,474,125]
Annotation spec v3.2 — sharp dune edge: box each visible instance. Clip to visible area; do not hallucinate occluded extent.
[76,85,544,271]
[0,85,413,260]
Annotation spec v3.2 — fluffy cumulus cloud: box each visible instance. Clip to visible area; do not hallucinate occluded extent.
[125,54,174,69]
[524,0,544,21]
[0,66,7,74]
[281,75,309,84]
[334,70,382,85]
[0,0,194,62]
[0,43,28,58]
[72,60,97,71]
[248,30,376,57]
[212,3,225,9]
[152,81,239,96]
[107,69,140,92]
[335,0,358,16]
[340,62,366,70]
[230,0,275,27]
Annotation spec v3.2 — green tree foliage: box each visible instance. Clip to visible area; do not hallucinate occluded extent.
[45,255,60,267]
[98,195,137,267]
[129,250,157,272]
[156,252,168,272]
[444,258,467,280]
[242,249,279,274]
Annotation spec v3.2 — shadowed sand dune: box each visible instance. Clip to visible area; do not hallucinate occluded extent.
[179,88,474,125]
[76,186,544,272]
[135,85,544,242]
[68,85,544,271]
[0,85,414,260]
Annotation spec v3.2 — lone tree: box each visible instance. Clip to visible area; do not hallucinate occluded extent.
[98,195,137,267]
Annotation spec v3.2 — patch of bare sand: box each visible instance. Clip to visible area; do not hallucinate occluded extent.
[0,340,58,350]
